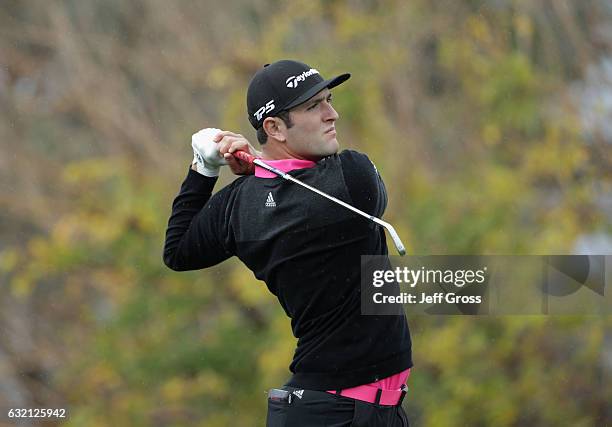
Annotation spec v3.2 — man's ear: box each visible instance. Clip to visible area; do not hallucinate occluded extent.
[263,117,287,143]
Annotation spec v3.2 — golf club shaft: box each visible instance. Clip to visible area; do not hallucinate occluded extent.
[233,150,406,256]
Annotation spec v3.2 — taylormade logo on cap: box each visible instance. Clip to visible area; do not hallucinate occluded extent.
[285,68,320,88]
[246,60,350,129]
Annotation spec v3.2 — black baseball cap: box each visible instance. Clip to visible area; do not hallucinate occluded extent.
[246,60,350,129]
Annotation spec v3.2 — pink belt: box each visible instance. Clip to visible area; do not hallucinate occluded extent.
[332,383,408,406]
[327,368,411,406]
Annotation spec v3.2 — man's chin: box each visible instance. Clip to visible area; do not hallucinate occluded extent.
[308,141,339,160]
[326,139,340,155]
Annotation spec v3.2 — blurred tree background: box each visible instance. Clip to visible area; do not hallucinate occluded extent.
[1,0,611,426]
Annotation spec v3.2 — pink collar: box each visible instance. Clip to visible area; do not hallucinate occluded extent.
[254,158,316,178]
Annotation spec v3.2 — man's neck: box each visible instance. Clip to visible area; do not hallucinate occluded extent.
[261,143,320,161]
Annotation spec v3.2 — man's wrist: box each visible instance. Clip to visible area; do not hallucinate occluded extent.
[193,162,221,177]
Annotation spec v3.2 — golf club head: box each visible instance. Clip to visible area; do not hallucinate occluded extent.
[383,223,406,256]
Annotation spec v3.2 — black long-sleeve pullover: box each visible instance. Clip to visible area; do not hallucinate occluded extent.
[163,150,412,390]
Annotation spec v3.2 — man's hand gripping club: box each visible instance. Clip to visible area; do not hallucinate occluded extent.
[191,128,260,176]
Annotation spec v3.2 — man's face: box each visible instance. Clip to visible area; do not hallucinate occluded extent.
[283,88,340,161]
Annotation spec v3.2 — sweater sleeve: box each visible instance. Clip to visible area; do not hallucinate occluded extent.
[339,150,388,217]
[163,167,234,271]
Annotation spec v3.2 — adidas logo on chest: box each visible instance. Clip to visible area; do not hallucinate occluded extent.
[265,192,276,207]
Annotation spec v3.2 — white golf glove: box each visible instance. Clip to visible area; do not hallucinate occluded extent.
[191,128,227,177]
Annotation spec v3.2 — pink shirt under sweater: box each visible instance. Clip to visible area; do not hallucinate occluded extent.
[254,158,318,178]
[254,157,411,399]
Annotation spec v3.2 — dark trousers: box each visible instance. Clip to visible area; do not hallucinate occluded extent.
[266,386,409,427]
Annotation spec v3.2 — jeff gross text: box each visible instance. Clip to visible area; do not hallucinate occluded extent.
[371,267,487,306]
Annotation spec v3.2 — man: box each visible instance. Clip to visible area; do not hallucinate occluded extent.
[163,60,412,426]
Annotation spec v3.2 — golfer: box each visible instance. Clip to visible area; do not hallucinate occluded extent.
[163,60,412,426]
